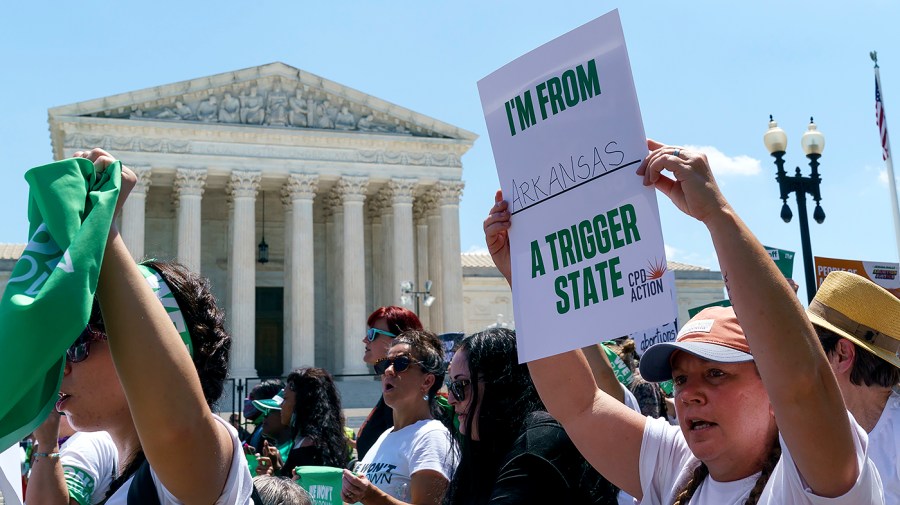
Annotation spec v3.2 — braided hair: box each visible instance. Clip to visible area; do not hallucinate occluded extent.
[672,439,782,505]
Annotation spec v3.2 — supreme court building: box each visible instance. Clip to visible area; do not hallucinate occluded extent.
[1,63,725,380]
[46,62,477,379]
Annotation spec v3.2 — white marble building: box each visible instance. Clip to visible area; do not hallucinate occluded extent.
[45,62,476,378]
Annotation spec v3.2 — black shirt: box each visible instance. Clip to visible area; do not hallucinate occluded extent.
[487,411,618,504]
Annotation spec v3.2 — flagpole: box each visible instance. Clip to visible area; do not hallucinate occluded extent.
[873,51,900,261]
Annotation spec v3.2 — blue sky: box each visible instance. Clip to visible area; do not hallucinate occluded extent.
[2,1,898,303]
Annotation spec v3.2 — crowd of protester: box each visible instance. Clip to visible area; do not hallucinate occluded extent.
[12,141,900,504]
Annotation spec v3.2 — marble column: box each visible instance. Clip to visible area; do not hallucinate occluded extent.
[282,190,294,374]
[227,170,261,378]
[424,192,444,332]
[325,193,344,373]
[121,166,150,260]
[336,176,369,375]
[282,174,318,373]
[173,168,207,272]
[413,198,431,330]
[389,178,416,307]
[379,194,395,307]
[367,195,386,309]
[437,181,465,332]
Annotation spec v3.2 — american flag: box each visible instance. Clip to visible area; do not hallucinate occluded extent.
[877,75,891,161]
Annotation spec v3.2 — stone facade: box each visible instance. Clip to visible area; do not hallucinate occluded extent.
[43,62,477,379]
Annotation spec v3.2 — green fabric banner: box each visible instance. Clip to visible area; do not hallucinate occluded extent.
[599,342,633,386]
[294,466,346,505]
[0,158,120,451]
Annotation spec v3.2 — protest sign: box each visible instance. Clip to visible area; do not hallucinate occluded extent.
[599,343,634,385]
[478,9,675,362]
[688,299,732,319]
[815,256,900,296]
[629,320,679,357]
[764,245,795,279]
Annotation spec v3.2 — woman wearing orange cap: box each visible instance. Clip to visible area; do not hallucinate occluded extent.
[483,140,883,504]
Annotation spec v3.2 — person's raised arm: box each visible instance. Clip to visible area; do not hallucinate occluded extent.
[27,412,77,505]
[78,149,234,504]
[639,139,857,497]
[483,190,646,497]
[581,344,626,404]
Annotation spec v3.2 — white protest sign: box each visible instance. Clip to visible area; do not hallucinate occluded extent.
[478,9,676,363]
[630,320,679,357]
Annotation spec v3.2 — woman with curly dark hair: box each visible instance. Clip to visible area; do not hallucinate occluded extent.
[444,328,619,505]
[39,146,252,504]
[277,367,349,474]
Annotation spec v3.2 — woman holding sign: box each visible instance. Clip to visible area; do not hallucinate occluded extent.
[49,149,254,503]
[483,140,883,504]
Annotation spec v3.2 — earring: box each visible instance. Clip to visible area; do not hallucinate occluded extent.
[422,393,429,401]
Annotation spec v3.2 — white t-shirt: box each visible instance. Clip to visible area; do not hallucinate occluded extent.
[353,419,457,501]
[617,384,641,505]
[869,390,900,503]
[621,383,640,415]
[59,431,118,505]
[638,414,884,505]
[105,415,254,504]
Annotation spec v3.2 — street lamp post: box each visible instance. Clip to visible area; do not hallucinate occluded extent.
[400,280,436,315]
[763,116,826,304]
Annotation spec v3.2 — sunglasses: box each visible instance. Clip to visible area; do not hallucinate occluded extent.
[373,355,421,375]
[366,327,396,342]
[66,325,108,363]
[446,379,471,402]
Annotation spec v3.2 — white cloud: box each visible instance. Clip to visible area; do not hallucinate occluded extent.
[879,169,889,187]
[465,244,489,254]
[664,244,679,259]
[664,243,719,271]
[684,145,762,176]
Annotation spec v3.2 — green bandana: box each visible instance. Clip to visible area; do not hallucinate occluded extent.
[294,466,345,505]
[0,158,119,451]
[136,264,193,356]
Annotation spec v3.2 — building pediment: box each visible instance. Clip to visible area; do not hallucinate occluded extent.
[49,62,476,142]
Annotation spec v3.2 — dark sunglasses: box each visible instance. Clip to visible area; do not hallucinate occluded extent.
[366,327,396,342]
[446,379,471,402]
[373,355,421,375]
[66,325,107,364]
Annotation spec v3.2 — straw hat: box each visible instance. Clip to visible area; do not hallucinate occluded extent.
[807,271,900,369]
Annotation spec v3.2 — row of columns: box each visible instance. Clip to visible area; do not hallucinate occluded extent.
[118,167,465,378]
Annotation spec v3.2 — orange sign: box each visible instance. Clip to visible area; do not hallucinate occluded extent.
[814,256,900,298]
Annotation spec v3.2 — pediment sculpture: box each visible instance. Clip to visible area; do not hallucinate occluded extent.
[121,78,427,136]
